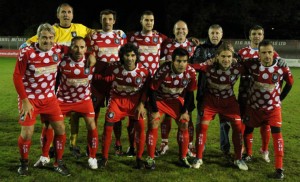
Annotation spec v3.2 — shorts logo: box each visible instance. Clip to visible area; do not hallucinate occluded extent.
[52,54,59,62]
[272,73,279,83]
[108,112,115,119]
[114,38,120,44]
[71,32,77,37]
[153,37,158,43]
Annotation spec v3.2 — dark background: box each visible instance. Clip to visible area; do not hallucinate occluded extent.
[1,0,300,39]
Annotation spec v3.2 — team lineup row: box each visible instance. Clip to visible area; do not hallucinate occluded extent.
[14,3,293,180]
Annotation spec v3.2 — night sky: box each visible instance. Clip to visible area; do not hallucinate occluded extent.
[2,0,300,39]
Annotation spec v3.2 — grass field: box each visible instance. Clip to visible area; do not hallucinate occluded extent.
[0,57,299,182]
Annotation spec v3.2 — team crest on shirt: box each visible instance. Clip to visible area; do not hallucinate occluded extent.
[84,67,90,75]
[135,77,142,85]
[153,37,158,43]
[272,73,279,83]
[187,46,192,52]
[114,38,120,44]
[107,112,115,119]
[71,31,77,37]
[182,79,188,87]
[52,54,59,62]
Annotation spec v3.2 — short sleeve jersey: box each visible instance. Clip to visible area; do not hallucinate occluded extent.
[127,31,168,76]
[14,43,67,100]
[89,30,127,64]
[193,62,243,98]
[150,62,197,100]
[238,45,280,100]
[244,59,294,110]
[57,55,95,103]
[161,38,196,61]
[107,61,149,97]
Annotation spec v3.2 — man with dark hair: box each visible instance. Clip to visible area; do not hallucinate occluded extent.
[242,40,293,180]
[145,47,197,169]
[124,10,168,157]
[238,25,279,163]
[98,43,150,169]
[86,9,127,156]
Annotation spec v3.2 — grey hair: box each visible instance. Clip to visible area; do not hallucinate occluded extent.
[37,23,55,38]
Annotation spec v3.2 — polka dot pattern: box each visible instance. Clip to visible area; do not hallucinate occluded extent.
[204,64,242,98]
[246,61,293,110]
[17,43,66,99]
[57,56,94,103]
[151,63,197,99]
[127,31,168,77]
[161,38,195,62]
[109,62,149,96]
[90,31,126,63]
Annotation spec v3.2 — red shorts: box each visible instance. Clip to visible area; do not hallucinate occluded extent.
[243,106,282,127]
[58,99,95,118]
[105,95,143,122]
[18,97,63,126]
[200,94,241,122]
[155,98,184,121]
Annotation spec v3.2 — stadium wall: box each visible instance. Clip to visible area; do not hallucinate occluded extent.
[0,36,299,67]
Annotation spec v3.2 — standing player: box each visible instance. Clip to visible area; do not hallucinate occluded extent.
[22,3,96,157]
[190,24,232,157]
[86,9,127,156]
[98,43,150,169]
[13,23,70,176]
[145,48,197,169]
[191,42,248,171]
[242,40,293,179]
[238,25,279,163]
[158,20,197,156]
[55,36,98,169]
[124,10,168,156]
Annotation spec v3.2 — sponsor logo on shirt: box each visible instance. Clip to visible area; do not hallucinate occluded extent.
[66,78,89,87]
[139,45,158,54]
[71,32,77,37]
[253,81,276,92]
[35,64,57,76]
